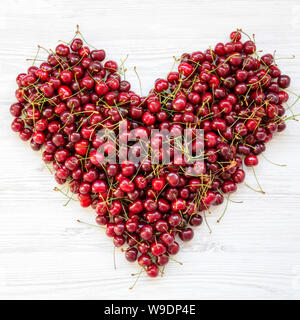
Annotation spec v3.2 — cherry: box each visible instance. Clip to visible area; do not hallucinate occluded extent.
[166,172,179,187]
[168,241,180,255]
[82,169,98,183]
[247,119,259,131]
[142,112,156,125]
[230,31,241,42]
[211,118,227,132]
[58,85,72,100]
[78,46,90,57]
[126,218,139,233]
[55,149,69,163]
[243,41,256,54]
[78,193,92,207]
[190,214,203,227]
[146,211,161,223]
[11,118,24,132]
[105,223,115,237]
[203,191,216,205]
[106,164,119,177]
[125,248,138,262]
[155,79,169,92]
[168,213,182,227]
[104,60,118,73]
[96,215,108,226]
[151,242,166,256]
[113,235,125,247]
[152,178,165,191]
[146,264,159,277]
[126,233,139,247]
[70,38,83,52]
[138,242,150,254]
[171,199,186,212]
[179,228,194,241]
[75,140,89,156]
[32,132,45,144]
[231,169,245,183]
[81,76,94,89]
[109,201,122,217]
[244,154,259,166]
[79,182,91,194]
[138,254,152,267]
[178,62,194,77]
[121,160,135,177]
[155,220,169,233]
[148,100,161,113]
[160,232,175,246]
[144,198,157,211]
[129,200,143,214]
[140,224,154,241]
[205,132,218,147]
[88,50,104,62]
[156,254,169,266]
[222,181,237,193]
[19,128,32,141]
[278,75,290,88]
[10,103,23,117]
[30,139,42,151]
[92,180,108,193]
[235,83,247,95]
[134,175,147,189]
[56,44,70,56]
[119,178,135,193]
[157,198,170,213]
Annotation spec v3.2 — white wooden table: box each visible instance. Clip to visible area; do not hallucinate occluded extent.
[0,0,300,300]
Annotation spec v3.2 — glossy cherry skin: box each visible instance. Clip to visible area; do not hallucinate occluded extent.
[244,154,259,166]
[138,254,152,267]
[125,248,138,262]
[151,242,167,256]
[147,264,159,277]
[179,228,194,241]
[168,241,180,255]
[140,225,154,241]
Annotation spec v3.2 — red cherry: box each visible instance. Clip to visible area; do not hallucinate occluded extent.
[179,228,194,241]
[151,242,166,256]
[58,85,72,100]
[140,224,154,241]
[245,154,259,166]
[178,62,194,77]
[75,140,89,156]
[78,194,92,207]
[152,178,165,191]
[119,178,135,193]
[155,79,169,92]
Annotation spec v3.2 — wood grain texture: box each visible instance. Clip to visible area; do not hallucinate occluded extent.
[1,0,300,300]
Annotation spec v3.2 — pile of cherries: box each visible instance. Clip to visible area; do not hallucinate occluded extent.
[10,30,291,278]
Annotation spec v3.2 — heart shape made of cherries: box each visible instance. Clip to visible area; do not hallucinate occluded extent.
[10,28,292,280]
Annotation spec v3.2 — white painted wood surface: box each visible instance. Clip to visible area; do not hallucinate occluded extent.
[0,0,300,300]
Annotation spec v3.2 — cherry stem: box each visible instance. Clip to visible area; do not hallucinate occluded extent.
[134,66,143,96]
[203,212,212,233]
[113,246,117,270]
[76,219,105,230]
[168,256,183,265]
[262,153,287,167]
[217,194,230,223]
[251,166,265,194]
[129,268,143,290]
[244,167,265,195]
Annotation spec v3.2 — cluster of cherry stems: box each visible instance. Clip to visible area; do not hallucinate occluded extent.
[10,29,291,279]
